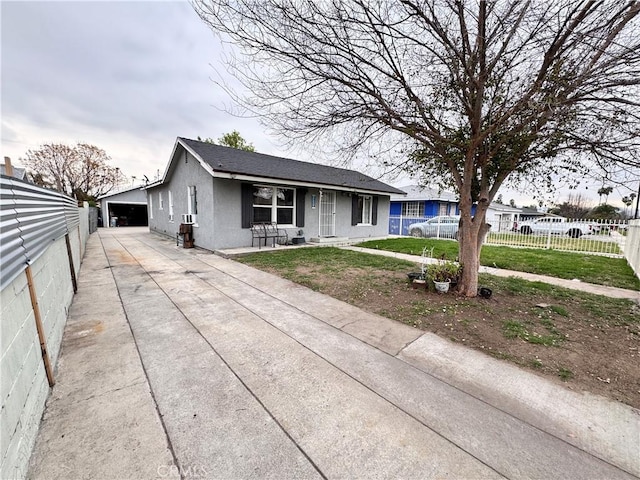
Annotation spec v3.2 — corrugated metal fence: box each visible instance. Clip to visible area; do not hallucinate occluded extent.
[0,175,79,290]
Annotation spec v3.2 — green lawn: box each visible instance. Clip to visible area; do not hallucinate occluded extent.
[355,238,640,291]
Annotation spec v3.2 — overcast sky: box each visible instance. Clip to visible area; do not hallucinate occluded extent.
[2,1,287,182]
[1,1,634,211]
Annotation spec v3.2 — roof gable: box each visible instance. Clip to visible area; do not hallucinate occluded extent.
[97,185,145,200]
[173,137,403,195]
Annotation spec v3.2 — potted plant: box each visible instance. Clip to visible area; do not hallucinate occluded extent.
[427,261,462,293]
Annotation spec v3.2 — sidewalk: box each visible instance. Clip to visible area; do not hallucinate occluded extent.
[27,228,639,479]
[343,246,640,302]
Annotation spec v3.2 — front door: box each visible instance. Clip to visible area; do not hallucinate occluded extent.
[319,190,336,237]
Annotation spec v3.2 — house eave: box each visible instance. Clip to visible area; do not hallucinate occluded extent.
[211,171,398,196]
[97,185,146,200]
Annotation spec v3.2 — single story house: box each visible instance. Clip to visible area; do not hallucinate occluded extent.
[485,202,522,232]
[389,184,525,234]
[389,185,460,235]
[519,206,547,221]
[98,186,148,227]
[145,137,404,251]
[390,184,460,217]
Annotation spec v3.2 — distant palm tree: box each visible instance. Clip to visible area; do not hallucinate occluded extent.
[597,186,613,204]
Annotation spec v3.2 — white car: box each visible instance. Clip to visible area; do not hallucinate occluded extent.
[514,216,592,238]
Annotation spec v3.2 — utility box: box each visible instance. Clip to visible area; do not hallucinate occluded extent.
[178,223,194,248]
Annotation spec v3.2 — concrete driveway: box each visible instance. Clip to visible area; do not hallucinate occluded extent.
[28,228,639,479]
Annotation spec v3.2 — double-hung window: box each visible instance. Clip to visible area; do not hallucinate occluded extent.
[159,192,164,210]
[357,195,373,225]
[252,186,295,225]
[188,186,197,214]
[168,191,174,222]
[402,201,424,218]
[182,186,198,225]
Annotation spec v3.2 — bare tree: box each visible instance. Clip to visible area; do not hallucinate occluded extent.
[547,193,591,218]
[193,0,640,296]
[21,143,125,201]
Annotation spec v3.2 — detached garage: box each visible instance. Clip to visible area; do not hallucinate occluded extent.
[99,186,148,227]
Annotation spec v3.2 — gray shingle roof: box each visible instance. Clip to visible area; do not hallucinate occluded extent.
[391,184,458,202]
[179,137,404,195]
[0,165,26,180]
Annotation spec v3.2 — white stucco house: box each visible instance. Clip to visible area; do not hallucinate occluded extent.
[145,137,404,251]
[485,202,522,232]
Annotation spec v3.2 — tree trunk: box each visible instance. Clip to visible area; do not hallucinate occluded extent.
[457,217,481,297]
[457,204,491,297]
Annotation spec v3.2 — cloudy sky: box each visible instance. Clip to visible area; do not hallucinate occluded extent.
[1,1,635,210]
[2,1,285,182]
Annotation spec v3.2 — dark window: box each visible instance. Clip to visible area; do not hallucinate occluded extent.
[252,186,296,224]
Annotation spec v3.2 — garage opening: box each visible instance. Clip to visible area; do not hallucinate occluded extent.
[107,203,148,227]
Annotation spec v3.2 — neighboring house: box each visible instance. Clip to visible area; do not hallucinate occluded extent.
[98,186,148,227]
[390,184,527,234]
[519,206,547,221]
[389,185,460,235]
[1,158,27,180]
[485,202,522,232]
[145,137,404,251]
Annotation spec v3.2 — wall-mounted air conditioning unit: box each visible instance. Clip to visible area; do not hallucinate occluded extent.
[182,213,196,224]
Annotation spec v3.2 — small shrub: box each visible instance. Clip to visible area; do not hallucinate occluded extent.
[558,368,574,381]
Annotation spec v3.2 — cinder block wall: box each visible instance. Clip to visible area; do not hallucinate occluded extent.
[0,208,89,479]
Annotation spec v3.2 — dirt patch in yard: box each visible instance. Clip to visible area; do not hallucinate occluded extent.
[245,259,640,409]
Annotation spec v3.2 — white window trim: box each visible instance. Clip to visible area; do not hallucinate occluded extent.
[402,201,424,218]
[149,195,154,220]
[357,195,372,226]
[252,185,296,226]
[168,190,174,222]
[186,186,198,227]
[159,192,164,210]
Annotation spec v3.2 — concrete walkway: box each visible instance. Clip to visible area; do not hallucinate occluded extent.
[344,246,640,302]
[28,228,639,479]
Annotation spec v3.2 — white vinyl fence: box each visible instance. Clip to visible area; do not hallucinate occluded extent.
[624,220,640,278]
[389,215,629,258]
[487,218,628,257]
